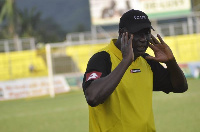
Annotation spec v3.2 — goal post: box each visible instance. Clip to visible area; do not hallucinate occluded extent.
[45,40,109,97]
[45,44,55,98]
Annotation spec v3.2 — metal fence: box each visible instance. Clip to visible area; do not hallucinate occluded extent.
[66,13,200,43]
[0,38,36,52]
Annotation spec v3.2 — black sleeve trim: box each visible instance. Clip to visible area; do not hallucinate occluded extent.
[143,54,173,94]
[82,51,111,92]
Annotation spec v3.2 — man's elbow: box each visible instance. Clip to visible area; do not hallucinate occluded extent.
[86,95,99,107]
[173,83,188,93]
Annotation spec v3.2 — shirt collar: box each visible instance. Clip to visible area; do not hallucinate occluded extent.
[108,39,144,63]
[108,39,123,60]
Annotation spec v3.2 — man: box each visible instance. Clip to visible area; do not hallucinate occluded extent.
[82,9,188,132]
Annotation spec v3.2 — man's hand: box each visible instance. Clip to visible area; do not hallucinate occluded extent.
[121,32,134,64]
[145,34,175,63]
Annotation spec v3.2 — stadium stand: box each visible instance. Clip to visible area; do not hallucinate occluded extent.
[66,43,107,72]
[0,34,199,80]
[0,50,48,81]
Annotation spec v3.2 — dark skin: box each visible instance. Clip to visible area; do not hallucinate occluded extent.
[85,28,188,107]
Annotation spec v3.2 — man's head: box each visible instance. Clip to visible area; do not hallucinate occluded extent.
[118,9,153,58]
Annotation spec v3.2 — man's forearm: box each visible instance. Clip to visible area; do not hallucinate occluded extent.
[85,59,131,107]
[166,59,188,93]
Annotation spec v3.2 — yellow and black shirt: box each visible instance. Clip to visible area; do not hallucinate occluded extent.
[82,39,173,132]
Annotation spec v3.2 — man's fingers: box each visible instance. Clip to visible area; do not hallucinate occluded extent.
[125,32,128,45]
[145,55,156,61]
[148,43,157,51]
[129,34,134,40]
[151,34,160,44]
[149,39,155,45]
[129,34,133,43]
[157,34,165,44]
[121,33,125,44]
[129,34,133,49]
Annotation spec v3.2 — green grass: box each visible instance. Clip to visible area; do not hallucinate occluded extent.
[0,91,89,132]
[153,78,200,132]
[0,79,200,132]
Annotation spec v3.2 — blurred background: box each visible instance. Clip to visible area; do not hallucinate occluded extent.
[0,0,200,132]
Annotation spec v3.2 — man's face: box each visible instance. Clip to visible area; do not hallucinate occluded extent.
[128,28,151,57]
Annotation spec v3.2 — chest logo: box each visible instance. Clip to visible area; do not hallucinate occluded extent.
[130,69,141,73]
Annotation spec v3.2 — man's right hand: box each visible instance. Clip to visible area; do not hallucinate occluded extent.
[121,32,134,64]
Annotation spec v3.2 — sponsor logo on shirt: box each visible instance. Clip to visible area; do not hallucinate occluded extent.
[130,69,141,73]
[86,71,102,82]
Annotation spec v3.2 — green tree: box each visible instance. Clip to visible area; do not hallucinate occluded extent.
[192,0,200,11]
[0,0,20,38]
[18,7,41,37]
[35,17,66,43]
[0,0,4,9]
[74,24,86,32]
[17,7,65,43]
[0,1,66,44]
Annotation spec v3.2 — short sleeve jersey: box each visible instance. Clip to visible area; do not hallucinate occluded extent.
[82,39,173,132]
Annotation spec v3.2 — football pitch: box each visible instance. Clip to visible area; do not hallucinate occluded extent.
[0,79,200,132]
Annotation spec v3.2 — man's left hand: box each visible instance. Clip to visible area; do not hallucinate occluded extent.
[145,34,175,63]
